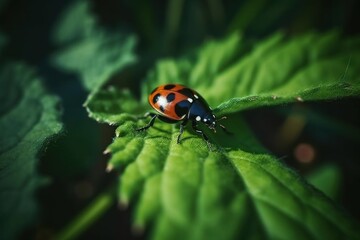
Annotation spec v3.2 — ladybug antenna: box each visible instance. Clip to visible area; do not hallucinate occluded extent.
[215,116,232,135]
[216,116,227,122]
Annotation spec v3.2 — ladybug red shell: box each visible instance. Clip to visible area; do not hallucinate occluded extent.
[149,84,206,121]
[137,83,228,148]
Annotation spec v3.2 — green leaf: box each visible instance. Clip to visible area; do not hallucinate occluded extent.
[52,0,137,92]
[85,32,360,239]
[85,87,144,126]
[142,31,360,116]
[51,0,97,46]
[214,32,360,115]
[306,164,342,200]
[88,109,359,239]
[0,63,63,239]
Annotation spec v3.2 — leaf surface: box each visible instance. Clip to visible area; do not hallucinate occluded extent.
[141,31,360,115]
[0,63,63,239]
[86,32,360,239]
[52,0,137,92]
[306,164,342,200]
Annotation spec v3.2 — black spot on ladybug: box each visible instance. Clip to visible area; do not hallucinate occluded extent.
[175,100,190,118]
[159,105,165,112]
[164,84,176,90]
[166,93,175,102]
[178,88,194,98]
[152,93,161,104]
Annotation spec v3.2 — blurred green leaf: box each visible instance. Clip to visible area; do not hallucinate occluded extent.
[0,63,63,239]
[227,0,268,33]
[52,32,136,92]
[306,164,342,200]
[85,31,360,239]
[51,0,97,46]
[52,0,137,92]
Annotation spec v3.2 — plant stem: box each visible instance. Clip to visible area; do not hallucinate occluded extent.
[55,186,116,240]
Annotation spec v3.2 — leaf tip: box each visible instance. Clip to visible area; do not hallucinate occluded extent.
[103,148,111,154]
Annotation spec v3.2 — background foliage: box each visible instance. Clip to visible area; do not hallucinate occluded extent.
[0,0,359,239]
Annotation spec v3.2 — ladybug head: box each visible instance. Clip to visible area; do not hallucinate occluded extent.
[202,115,227,133]
[202,114,217,133]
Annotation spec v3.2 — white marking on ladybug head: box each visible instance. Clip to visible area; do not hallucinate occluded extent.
[194,94,199,99]
[187,98,193,103]
[196,116,201,121]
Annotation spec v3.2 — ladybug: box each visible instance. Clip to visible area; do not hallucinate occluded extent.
[137,83,228,148]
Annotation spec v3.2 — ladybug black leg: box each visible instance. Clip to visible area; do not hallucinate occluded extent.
[191,121,212,150]
[219,124,232,135]
[136,113,158,131]
[138,112,153,119]
[177,119,188,144]
[216,116,232,134]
